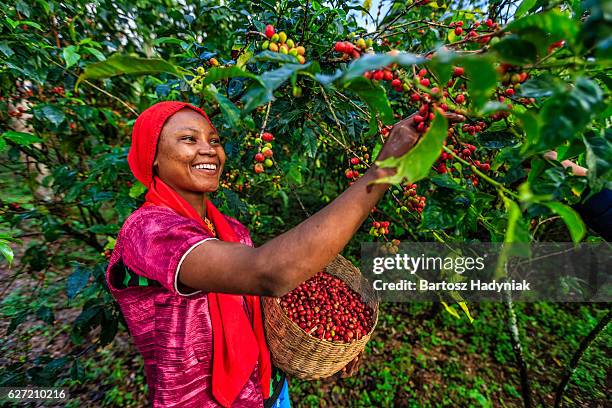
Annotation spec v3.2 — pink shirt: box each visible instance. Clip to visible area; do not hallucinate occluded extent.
[106,206,264,407]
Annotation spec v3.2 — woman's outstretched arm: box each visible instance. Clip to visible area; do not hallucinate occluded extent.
[179,112,463,296]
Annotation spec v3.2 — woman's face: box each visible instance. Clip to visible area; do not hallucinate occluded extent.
[153,108,225,196]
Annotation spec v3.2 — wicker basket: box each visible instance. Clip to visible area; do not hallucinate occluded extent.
[262,255,379,380]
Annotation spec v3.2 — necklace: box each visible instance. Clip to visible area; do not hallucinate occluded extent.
[203,216,217,237]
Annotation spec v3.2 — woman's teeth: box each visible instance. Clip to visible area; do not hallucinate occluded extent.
[192,163,217,170]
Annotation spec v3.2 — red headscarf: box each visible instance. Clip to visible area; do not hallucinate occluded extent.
[128,101,271,407]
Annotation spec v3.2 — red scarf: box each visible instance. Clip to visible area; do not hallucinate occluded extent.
[127,101,271,407]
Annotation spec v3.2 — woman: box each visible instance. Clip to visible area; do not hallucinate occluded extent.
[105,101,462,407]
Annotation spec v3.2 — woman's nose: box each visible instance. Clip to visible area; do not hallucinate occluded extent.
[197,140,216,155]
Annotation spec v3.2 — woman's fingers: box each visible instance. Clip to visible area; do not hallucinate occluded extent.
[442,111,465,122]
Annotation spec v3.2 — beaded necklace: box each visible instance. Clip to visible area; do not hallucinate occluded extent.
[203,216,217,237]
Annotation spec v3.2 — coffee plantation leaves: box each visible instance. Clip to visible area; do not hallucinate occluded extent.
[201,66,263,86]
[505,10,580,56]
[491,35,538,65]
[241,63,313,113]
[543,202,586,243]
[461,56,499,111]
[32,104,65,127]
[203,88,242,128]
[495,196,531,279]
[375,112,448,185]
[66,264,91,301]
[0,131,42,151]
[345,77,394,126]
[62,45,81,68]
[76,54,187,89]
[524,77,605,153]
[584,128,612,192]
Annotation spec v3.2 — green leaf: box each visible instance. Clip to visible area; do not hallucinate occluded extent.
[461,56,499,111]
[0,241,14,265]
[82,46,106,61]
[427,51,455,86]
[201,66,263,86]
[0,41,14,58]
[99,310,118,346]
[207,89,241,128]
[345,77,394,125]
[241,63,311,113]
[1,130,42,146]
[457,302,474,323]
[129,181,147,198]
[63,46,81,68]
[152,37,186,46]
[519,75,562,98]
[583,128,612,192]
[32,104,65,126]
[440,301,461,319]
[524,78,605,153]
[505,10,579,55]
[494,196,530,279]
[375,112,448,184]
[71,359,86,383]
[420,192,469,230]
[66,264,91,300]
[491,35,538,65]
[236,50,253,69]
[302,126,318,158]
[543,202,586,242]
[11,20,42,30]
[76,54,186,89]
[515,0,537,18]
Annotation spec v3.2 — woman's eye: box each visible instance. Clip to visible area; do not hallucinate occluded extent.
[182,136,195,142]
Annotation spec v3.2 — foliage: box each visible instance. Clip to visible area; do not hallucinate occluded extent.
[0,0,610,405]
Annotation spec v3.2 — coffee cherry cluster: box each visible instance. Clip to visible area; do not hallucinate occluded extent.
[51,86,65,96]
[497,64,533,107]
[461,121,487,136]
[402,183,426,214]
[221,169,251,193]
[380,239,401,255]
[333,37,372,60]
[449,18,499,44]
[280,271,374,343]
[261,24,306,64]
[547,39,565,54]
[253,132,275,174]
[379,125,393,138]
[343,146,370,184]
[364,65,405,92]
[344,155,368,182]
[434,140,491,187]
[369,220,390,237]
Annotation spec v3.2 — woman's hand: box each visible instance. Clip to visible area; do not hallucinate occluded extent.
[375,111,465,163]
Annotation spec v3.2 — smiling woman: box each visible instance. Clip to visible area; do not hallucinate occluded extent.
[105,100,443,407]
[152,109,226,217]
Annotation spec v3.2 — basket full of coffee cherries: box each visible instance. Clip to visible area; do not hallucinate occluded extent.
[262,255,379,379]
